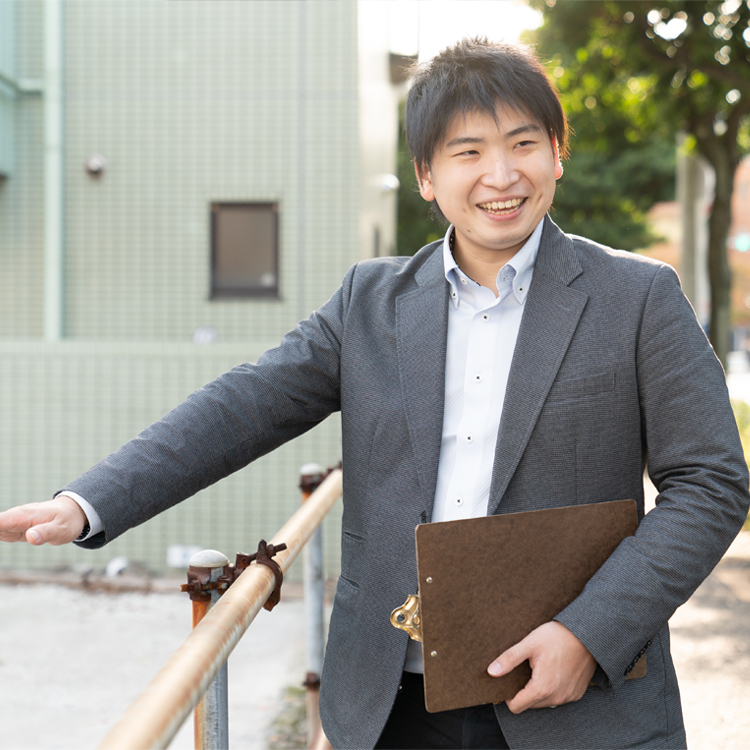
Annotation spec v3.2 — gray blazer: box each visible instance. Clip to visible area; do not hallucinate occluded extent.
[71,217,750,749]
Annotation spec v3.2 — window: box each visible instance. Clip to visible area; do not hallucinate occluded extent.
[211,202,279,298]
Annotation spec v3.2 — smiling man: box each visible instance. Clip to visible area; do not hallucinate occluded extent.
[417,108,562,285]
[1,38,748,750]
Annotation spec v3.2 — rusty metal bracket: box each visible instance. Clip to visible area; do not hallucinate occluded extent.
[299,461,342,495]
[181,540,287,610]
[181,565,216,603]
[303,672,321,689]
[246,539,287,611]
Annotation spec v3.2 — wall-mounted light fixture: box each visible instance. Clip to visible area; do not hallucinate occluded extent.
[84,154,106,177]
[193,326,219,344]
[378,174,400,193]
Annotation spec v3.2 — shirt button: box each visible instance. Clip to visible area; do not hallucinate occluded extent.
[460,277,468,284]
[451,291,457,298]
[455,497,464,506]
[474,373,483,383]
[466,434,473,443]
[482,313,489,321]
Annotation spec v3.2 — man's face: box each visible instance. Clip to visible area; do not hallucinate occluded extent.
[417,104,562,265]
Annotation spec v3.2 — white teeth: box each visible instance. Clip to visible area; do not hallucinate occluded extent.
[480,198,523,212]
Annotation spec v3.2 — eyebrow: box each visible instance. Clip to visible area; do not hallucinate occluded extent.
[444,136,485,148]
[505,123,544,139]
[444,123,543,149]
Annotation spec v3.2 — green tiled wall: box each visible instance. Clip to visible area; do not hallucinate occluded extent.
[63,0,358,341]
[0,1,16,178]
[0,0,44,337]
[0,341,344,579]
[0,1,362,577]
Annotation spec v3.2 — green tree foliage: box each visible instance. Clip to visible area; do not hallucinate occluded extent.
[395,30,676,256]
[396,104,445,255]
[540,57,676,251]
[530,0,750,366]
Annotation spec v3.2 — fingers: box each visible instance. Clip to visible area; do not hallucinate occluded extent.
[0,497,86,546]
[487,639,529,678]
[487,633,550,714]
[0,507,33,542]
[487,621,597,714]
[505,670,562,714]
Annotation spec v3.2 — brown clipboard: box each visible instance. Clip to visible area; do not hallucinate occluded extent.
[391,499,641,713]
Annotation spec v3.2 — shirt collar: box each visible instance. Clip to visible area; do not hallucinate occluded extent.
[442,218,544,309]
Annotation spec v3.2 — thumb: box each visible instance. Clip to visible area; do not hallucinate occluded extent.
[26,522,58,545]
[488,637,532,677]
[25,497,86,546]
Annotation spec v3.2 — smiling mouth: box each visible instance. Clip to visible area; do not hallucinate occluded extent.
[478,198,525,215]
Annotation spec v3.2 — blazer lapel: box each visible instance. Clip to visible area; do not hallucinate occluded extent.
[396,247,450,521]
[488,218,588,514]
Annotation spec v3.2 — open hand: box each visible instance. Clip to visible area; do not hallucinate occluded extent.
[0,496,86,546]
[487,620,596,713]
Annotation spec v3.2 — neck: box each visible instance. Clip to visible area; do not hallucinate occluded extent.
[450,233,522,297]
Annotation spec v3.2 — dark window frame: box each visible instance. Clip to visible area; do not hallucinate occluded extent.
[210,201,280,300]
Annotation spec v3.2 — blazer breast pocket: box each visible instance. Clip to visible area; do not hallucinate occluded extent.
[546,372,616,404]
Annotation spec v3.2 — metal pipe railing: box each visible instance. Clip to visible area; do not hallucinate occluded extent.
[98,467,343,750]
[299,464,328,749]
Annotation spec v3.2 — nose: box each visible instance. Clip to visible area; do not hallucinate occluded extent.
[481,155,519,189]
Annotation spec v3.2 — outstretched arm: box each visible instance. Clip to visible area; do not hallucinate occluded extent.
[0,495,86,545]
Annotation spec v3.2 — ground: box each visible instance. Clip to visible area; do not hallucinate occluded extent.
[1,531,748,749]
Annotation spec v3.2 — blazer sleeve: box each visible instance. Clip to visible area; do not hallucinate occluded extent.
[554,263,750,691]
[67,265,357,549]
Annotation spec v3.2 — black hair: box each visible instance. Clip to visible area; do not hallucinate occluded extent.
[405,38,568,221]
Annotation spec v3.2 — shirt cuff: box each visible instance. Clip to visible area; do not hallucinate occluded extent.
[55,491,104,541]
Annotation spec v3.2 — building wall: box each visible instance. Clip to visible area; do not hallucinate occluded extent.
[63,0,358,342]
[0,0,17,178]
[0,0,44,338]
[357,1,402,260]
[0,340,343,578]
[0,0,397,578]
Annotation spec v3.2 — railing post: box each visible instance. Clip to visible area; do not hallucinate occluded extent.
[99,468,343,750]
[300,463,327,748]
[186,549,230,750]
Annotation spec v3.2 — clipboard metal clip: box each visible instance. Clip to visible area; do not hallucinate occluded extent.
[390,594,423,642]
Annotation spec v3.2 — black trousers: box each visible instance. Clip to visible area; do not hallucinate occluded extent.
[375,672,510,750]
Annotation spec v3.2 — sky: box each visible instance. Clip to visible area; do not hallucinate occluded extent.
[387,0,544,60]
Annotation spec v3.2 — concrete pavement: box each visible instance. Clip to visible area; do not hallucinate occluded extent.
[0,580,307,749]
[669,531,750,750]
[0,533,748,749]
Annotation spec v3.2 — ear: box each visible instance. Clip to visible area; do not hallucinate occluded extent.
[552,138,564,180]
[414,160,435,202]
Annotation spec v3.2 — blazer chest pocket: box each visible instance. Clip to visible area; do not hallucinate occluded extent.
[546,372,615,404]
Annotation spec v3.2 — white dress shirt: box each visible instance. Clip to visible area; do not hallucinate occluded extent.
[404,218,543,672]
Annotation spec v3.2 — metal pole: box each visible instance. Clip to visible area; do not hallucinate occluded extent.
[43,0,65,342]
[188,550,230,750]
[299,464,326,748]
[98,468,343,750]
